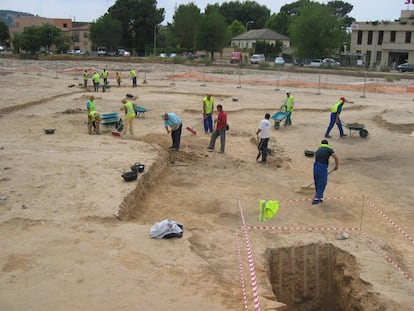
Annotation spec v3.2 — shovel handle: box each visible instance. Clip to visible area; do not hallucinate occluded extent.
[304,168,335,188]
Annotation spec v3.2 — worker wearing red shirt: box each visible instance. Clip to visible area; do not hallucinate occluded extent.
[207,104,227,154]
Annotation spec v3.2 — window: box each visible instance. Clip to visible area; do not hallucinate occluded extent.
[357,31,363,44]
[376,51,382,63]
[405,31,411,43]
[366,50,371,67]
[378,31,383,45]
[73,34,80,43]
[390,31,396,42]
[367,31,373,45]
[63,23,67,28]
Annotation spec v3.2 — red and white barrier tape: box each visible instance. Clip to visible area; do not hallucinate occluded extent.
[366,198,414,244]
[236,229,249,311]
[248,226,359,232]
[361,231,414,283]
[238,200,261,311]
[278,196,362,203]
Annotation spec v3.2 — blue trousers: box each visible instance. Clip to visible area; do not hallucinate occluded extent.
[203,114,213,133]
[313,162,328,200]
[325,113,344,136]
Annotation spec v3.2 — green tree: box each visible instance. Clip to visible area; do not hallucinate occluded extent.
[37,24,69,53]
[108,0,164,55]
[265,12,290,36]
[228,20,245,38]
[327,0,355,26]
[197,11,229,60]
[288,2,346,58]
[172,3,201,52]
[0,20,9,44]
[209,1,270,29]
[19,26,42,54]
[90,13,122,52]
[11,33,22,53]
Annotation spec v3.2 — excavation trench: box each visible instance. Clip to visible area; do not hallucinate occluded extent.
[267,243,382,311]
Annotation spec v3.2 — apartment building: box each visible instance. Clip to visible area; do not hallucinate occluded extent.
[9,15,91,52]
[350,10,414,69]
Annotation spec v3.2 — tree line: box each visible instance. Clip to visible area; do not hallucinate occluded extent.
[1,0,355,60]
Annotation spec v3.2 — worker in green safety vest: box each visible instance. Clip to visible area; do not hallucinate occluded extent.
[281,91,294,126]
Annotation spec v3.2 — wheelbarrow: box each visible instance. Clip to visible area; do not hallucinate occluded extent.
[271,111,288,129]
[342,122,369,138]
[134,105,150,118]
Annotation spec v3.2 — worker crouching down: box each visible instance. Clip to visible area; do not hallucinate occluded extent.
[88,111,101,135]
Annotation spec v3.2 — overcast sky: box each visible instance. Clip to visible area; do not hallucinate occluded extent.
[0,0,411,24]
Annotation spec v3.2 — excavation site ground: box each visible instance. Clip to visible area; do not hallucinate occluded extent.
[0,60,414,310]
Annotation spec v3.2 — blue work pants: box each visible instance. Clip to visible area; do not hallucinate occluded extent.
[325,113,344,137]
[203,114,213,133]
[313,162,329,200]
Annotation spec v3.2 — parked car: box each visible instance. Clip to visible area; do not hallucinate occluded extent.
[397,63,414,72]
[274,56,285,66]
[310,59,322,67]
[230,51,242,64]
[0,46,5,52]
[97,47,106,56]
[169,53,177,58]
[159,52,167,58]
[293,59,304,67]
[250,54,265,64]
[322,58,340,66]
[74,49,87,55]
[119,49,130,56]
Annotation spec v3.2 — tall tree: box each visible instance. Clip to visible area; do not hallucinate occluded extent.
[265,12,290,36]
[326,0,355,26]
[172,3,201,52]
[108,0,164,55]
[197,11,229,60]
[90,14,122,52]
[207,1,270,29]
[0,20,9,44]
[228,20,245,38]
[288,2,346,58]
[19,26,42,54]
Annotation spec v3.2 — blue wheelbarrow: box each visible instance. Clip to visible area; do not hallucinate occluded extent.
[271,111,289,129]
[134,105,150,118]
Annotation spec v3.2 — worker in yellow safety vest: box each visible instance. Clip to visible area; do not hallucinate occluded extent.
[122,98,135,135]
[281,91,294,126]
[324,97,350,138]
[202,94,214,133]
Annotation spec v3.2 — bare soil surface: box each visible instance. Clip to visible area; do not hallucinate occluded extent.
[0,60,414,310]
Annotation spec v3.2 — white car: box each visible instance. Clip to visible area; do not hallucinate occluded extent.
[322,58,340,66]
[274,57,285,65]
[250,54,265,64]
[310,59,322,67]
[159,53,167,58]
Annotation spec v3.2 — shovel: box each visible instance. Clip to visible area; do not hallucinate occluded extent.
[111,121,123,137]
[299,168,335,191]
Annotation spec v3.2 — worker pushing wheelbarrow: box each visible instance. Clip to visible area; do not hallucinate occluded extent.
[272,90,295,129]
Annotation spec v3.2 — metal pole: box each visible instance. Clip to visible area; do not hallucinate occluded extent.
[316,73,321,95]
[143,63,147,84]
[237,65,242,88]
[361,71,367,98]
[153,25,157,56]
[275,68,280,91]
[170,63,175,86]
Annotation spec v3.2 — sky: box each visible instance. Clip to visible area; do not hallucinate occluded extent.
[0,0,412,24]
